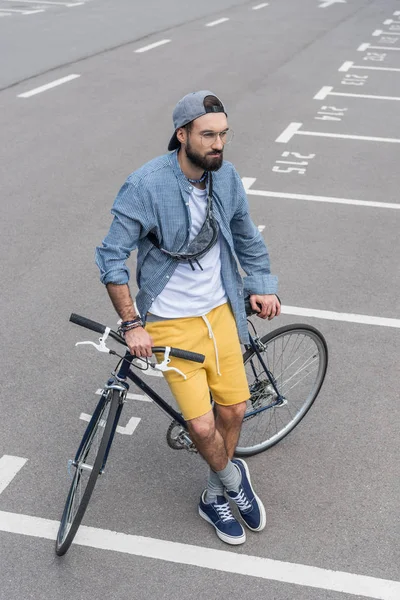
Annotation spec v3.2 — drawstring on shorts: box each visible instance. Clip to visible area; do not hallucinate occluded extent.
[201,314,222,376]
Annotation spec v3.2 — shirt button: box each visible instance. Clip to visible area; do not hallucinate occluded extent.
[151,297,154,301]
[166,276,169,279]
[239,291,242,296]
[185,202,189,206]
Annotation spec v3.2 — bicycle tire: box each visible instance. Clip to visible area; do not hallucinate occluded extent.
[55,388,121,555]
[235,324,328,457]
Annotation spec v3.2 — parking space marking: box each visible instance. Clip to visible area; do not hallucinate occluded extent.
[339,61,400,73]
[319,0,346,7]
[17,74,80,98]
[4,0,84,5]
[252,3,269,9]
[281,306,400,328]
[314,86,400,101]
[0,510,399,599]
[134,39,171,53]
[242,178,400,210]
[276,122,400,145]
[373,30,399,37]
[0,456,27,495]
[257,225,265,232]
[358,43,400,51]
[206,18,229,27]
[0,7,43,13]
[79,413,141,435]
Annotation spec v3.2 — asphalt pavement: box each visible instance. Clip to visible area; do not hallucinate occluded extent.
[1,1,399,599]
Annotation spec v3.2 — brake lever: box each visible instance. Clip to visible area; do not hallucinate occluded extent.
[75,327,115,354]
[154,346,187,380]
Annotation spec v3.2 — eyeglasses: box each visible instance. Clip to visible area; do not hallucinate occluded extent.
[199,129,234,147]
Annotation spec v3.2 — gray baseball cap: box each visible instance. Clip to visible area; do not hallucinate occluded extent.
[168,90,227,151]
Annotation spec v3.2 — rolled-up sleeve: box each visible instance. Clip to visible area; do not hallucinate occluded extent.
[230,172,278,295]
[95,181,149,285]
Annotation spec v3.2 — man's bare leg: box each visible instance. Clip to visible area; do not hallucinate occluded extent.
[186,410,229,472]
[187,405,246,501]
[214,401,247,459]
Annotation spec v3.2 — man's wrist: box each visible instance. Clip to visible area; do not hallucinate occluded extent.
[118,316,144,335]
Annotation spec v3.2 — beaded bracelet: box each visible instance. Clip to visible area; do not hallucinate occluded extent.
[119,317,143,335]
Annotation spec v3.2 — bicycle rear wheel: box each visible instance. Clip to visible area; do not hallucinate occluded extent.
[236,324,328,456]
[55,388,121,555]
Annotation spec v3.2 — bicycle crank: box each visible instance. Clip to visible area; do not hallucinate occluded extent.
[166,421,197,453]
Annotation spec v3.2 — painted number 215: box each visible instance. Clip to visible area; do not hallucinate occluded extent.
[272,152,316,175]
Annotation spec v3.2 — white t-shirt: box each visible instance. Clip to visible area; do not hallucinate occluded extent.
[150,186,227,318]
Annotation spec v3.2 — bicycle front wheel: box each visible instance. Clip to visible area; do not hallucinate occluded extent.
[55,388,121,555]
[236,324,328,457]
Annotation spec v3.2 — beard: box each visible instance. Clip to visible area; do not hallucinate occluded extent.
[185,138,224,172]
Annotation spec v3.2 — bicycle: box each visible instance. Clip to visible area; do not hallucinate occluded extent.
[55,305,328,555]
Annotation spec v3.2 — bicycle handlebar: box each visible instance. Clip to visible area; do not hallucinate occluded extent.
[69,313,205,364]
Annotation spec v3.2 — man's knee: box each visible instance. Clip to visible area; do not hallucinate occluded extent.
[216,401,247,423]
[187,411,216,441]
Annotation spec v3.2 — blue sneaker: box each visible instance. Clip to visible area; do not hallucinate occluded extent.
[227,459,266,532]
[198,491,246,545]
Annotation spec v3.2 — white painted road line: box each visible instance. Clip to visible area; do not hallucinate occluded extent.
[242,179,400,210]
[95,389,152,402]
[276,122,400,145]
[80,413,141,435]
[282,306,400,329]
[257,225,266,232]
[134,39,171,53]
[17,74,80,98]
[252,3,269,9]
[206,18,229,27]
[275,122,302,143]
[0,510,399,599]
[372,30,398,37]
[4,0,84,5]
[314,86,400,102]
[339,61,400,73]
[0,7,43,13]
[358,43,400,51]
[0,456,27,495]
[319,0,347,7]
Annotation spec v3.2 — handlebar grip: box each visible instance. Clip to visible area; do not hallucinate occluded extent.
[152,346,205,364]
[244,294,282,316]
[70,313,106,335]
[169,348,205,363]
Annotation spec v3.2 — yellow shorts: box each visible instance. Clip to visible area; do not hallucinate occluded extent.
[145,303,249,421]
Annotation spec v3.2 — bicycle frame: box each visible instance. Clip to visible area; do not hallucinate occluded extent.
[73,330,285,476]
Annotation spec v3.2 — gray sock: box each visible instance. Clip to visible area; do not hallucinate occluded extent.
[217,460,241,493]
[205,469,225,504]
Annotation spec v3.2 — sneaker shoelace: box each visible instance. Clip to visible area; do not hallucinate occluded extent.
[215,501,235,522]
[231,488,252,512]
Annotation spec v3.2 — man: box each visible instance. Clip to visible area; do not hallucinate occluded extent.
[96,91,280,545]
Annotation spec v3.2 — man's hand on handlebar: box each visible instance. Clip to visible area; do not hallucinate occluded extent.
[250,294,281,320]
[124,327,154,357]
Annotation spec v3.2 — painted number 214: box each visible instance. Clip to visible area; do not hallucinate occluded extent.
[272,152,316,175]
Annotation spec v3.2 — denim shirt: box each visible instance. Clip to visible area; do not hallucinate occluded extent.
[95,150,278,343]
